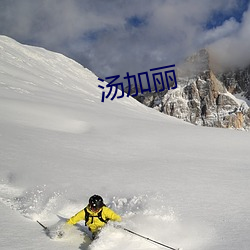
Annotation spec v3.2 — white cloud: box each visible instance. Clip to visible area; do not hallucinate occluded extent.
[0,0,248,77]
[200,18,240,45]
[209,4,250,68]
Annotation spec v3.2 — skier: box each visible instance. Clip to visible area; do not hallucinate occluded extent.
[66,194,121,239]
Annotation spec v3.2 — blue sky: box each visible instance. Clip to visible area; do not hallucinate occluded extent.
[205,0,249,28]
[0,0,249,78]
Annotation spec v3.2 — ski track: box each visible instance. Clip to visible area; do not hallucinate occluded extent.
[0,181,212,250]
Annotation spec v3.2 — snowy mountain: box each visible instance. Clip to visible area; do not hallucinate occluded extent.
[0,36,250,250]
[131,49,250,130]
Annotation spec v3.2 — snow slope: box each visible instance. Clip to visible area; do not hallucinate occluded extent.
[0,36,250,250]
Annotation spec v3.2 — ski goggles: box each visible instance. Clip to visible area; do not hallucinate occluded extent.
[89,205,101,212]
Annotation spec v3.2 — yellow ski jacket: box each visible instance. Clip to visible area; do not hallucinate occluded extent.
[67,206,121,233]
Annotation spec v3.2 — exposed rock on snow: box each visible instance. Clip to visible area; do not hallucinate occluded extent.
[128,49,250,130]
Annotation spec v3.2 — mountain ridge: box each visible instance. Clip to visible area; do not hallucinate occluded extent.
[129,48,250,130]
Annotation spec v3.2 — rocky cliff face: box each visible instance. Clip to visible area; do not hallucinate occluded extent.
[217,66,250,100]
[128,49,250,130]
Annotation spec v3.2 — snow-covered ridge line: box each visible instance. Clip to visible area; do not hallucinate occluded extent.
[0,35,100,98]
[0,35,148,109]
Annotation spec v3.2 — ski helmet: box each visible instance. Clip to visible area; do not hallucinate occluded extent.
[89,195,104,210]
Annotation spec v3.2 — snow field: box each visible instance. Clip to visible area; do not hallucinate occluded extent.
[0,36,250,250]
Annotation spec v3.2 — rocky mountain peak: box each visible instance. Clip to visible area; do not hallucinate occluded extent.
[129,49,250,130]
[178,48,210,78]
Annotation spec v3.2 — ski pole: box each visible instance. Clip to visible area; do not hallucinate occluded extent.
[122,227,180,250]
[37,220,48,231]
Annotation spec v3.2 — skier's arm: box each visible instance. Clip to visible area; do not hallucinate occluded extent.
[104,207,122,222]
[67,209,85,225]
